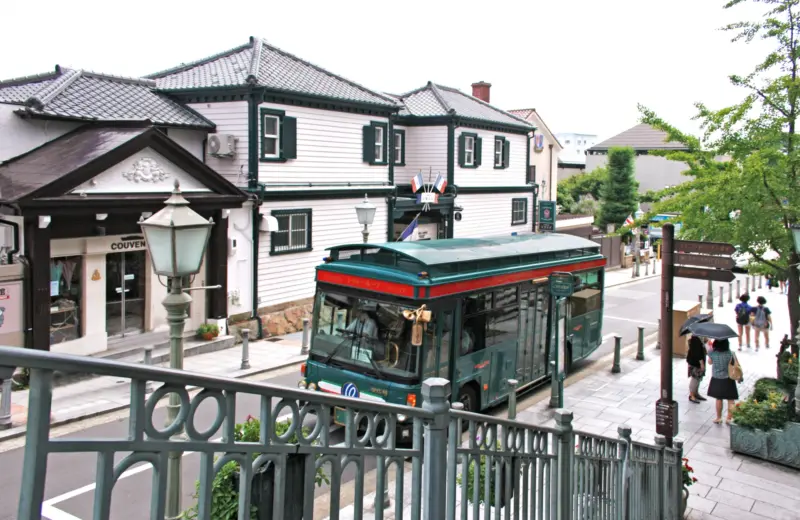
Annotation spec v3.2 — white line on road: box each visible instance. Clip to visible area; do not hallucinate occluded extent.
[600,333,616,344]
[604,315,658,326]
[42,504,83,520]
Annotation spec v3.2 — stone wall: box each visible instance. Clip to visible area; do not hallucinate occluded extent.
[228,298,314,342]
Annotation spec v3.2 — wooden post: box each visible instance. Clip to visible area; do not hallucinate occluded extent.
[661,223,675,448]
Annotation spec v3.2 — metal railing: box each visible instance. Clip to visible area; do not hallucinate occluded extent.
[0,346,683,520]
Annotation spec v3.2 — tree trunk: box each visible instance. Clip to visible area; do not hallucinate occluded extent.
[787,252,800,343]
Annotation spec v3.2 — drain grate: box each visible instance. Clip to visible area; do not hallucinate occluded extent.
[266,338,284,342]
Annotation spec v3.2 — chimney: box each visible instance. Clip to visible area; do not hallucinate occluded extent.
[471,81,492,103]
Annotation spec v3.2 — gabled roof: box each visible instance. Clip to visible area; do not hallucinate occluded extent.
[0,66,213,129]
[393,82,534,129]
[508,108,562,148]
[589,123,688,152]
[147,37,398,108]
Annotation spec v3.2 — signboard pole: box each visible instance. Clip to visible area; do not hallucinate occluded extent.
[661,223,675,447]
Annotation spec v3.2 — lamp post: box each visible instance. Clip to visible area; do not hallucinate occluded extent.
[789,224,800,417]
[355,194,377,243]
[532,183,540,232]
[139,180,214,520]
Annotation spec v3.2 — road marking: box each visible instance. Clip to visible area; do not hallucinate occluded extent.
[42,504,82,520]
[604,315,658,326]
[601,333,617,344]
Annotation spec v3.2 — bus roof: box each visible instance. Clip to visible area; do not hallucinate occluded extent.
[318,234,605,299]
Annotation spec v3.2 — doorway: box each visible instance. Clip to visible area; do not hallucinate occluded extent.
[106,251,146,337]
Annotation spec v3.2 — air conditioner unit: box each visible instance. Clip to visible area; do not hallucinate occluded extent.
[208,133,236,158]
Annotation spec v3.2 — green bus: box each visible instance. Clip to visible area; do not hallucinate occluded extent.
[299,234,606,437]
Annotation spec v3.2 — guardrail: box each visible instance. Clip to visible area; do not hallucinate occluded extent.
[0,346,683,520]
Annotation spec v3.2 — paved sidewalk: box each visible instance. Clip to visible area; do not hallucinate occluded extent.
[605,261,660,287]
[517,281,800,520]
[0,336,306,442]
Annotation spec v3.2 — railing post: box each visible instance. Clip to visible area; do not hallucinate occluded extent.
[655,435,667,520]
[17,368,54,520]
[618,426,633,520]
[728,282,733,303]
[507,379,518,420]
[554,410,574,520]
[240,328,250,370]
[612,335,622,373]
[300,318,310,355]
[718,286,724,308]
[421,377,451,520]
[143,346,154,394]
[656,319,662,350]
[674,439,685,519]
[636,326,645,361]
[0,377,11,430]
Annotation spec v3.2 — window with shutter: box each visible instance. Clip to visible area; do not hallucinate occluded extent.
[493,137,505,169]
[459,132,479,169]
[502,140,511,169]
[393,129,406,165]
[363,122,388,165]
[260,108,297,162]
[270,209,312,255]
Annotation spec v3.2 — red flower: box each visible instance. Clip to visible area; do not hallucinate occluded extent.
[682,458,688,462]
[686,465,694,472]
[246,414,254,421]
[692,477,698,482]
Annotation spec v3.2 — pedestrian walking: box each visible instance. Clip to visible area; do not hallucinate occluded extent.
[707,339,739,425]
[766,273,774,291]
[751,295,772,351]
[734,293,752,351]
[779,276,787,295]
[687,335,707,403]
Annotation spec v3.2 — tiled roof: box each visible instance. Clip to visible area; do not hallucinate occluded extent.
[508,107,561,147]
[395,82,534,128]
[148,37,398,108]
[590,123,688,152]
[508,108,534,120]
[0,66,213,129]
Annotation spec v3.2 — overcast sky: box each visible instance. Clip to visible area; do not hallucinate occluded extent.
[1,0,774,141]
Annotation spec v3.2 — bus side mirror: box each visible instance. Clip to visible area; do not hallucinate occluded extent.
[412,323,424,346]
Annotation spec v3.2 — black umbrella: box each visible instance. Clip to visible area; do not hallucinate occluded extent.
[687,322,738,340]
[679,314,714,336]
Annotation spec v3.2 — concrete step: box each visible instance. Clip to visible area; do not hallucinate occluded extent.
[51,335,237,387]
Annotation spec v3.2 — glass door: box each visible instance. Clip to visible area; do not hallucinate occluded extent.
[106,251,146,337]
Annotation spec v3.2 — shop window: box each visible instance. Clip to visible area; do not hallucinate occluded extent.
[50,256,82,345]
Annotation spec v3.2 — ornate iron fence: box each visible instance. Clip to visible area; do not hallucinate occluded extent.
[0,347,683,520]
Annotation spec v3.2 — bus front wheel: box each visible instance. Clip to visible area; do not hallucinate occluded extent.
[457,385,479,414]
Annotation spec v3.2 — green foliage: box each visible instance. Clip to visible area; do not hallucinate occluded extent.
[638,0,800,334]
[752,377,788,402]
[182,416,329,520]
[598,148,638,227]
[779,351,799,385]
[682,458,697,487]
[456,441,510,507]
[197,323,220,337]
[732,387,791,431]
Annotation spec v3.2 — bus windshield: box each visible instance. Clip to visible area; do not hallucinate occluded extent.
[310,291,424,381]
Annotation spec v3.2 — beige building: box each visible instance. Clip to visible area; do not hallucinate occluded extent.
[508,109,562,202]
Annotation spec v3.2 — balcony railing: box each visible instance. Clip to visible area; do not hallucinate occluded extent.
[0,346,684,520]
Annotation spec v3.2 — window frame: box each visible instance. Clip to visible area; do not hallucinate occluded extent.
[493,136,509,169]
[259,107,297,163]
[364,121,389,165]
[464,136,475,166]
[393,129,406,166]
[269,208,313,255]
[459,132,480,169]
[262,113,280,159]
[511,197,528,226]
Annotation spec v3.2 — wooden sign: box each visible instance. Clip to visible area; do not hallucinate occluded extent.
[656,399,679,437]
[675,265,736,283]
[674,240,735,256]
[675,253,735,270]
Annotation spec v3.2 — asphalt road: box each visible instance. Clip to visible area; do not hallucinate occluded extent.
[0,274,737,520]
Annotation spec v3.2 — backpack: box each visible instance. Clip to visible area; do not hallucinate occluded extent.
[753,307,768,329]
[736,304,750,325]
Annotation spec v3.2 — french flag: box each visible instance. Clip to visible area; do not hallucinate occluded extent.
[411,172,424,193]
[399,218,418,241]
[433,173,447,193]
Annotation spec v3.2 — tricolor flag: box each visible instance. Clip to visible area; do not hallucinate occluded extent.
[624,214,634,226]
[411,172,424,193]
[398,218,418,241]
[433,173,447,193]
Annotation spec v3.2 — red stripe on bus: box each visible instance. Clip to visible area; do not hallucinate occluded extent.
[427,258,607,297]
[316,271,415,297]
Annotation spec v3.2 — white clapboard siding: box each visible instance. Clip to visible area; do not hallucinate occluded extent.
[257,103,390,185]
[166,128,206,161]
[257,197,388,307]
[187,101,249,187]
[394,125,448,185]
[0,104,81,163]
[453,193,534,238]
[454,130,527,187]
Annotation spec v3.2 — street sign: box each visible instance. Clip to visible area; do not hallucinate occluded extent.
[655,399,679,437]
[549,272,575,298]
[674,265,736,283]
[539,201,556,232]
[674,240,736,256]
[675,253,736,270]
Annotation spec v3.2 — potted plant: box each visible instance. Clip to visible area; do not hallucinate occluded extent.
[197,323,220,341]
[682,458,697,514]
[457,440,514,510]
[182,415,328,520]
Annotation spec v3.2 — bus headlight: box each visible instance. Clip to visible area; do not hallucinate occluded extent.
[308,382,317,391]
[298,380,307,389]
[398,414,408,423]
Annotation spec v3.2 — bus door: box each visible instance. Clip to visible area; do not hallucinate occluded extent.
[530,285,549,381]
[516,296,533,384]
[488,287,519,403]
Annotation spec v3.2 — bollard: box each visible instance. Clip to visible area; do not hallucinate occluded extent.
[612,335,622,373]
[656,319,661,349]
[698,294,703,307]
[645,260,650,276]
[752,276,756,292]
[758,275,763,289]
[728,282,733,303]
[240,328,251,370]
[746,276,750,294]
[507,379,519,420]
[636,326,645,360]
[143,346,154,394]
[737,279,741,298]
[300,318,310,356]
[653,257,657,275]
[0,378,11,430]
[718,286,724,308]
[706,280,714,310]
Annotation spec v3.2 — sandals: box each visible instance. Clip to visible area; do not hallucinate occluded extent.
[713,418,723,424]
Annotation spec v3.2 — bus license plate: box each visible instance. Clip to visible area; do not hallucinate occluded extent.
[334,407,348,426]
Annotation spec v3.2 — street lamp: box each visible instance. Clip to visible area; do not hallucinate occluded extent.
[355,194,376,243]
[139,180,214,520]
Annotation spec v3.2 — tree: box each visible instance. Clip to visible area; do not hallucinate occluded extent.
[557,166,607,213]
[639,0,800,337]
[598,147,638,228]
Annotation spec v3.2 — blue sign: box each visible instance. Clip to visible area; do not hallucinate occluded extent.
[341,382,360,398]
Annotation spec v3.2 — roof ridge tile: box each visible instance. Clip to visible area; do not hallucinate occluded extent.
[26,68,82,110]
[427,82,454,114]
[0,65,63,89]
[144,40,254,79]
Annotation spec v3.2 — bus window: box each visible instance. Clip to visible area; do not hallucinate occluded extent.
[439,311,452,377]
[461,294,489,355]
[423,311,452,378]
[487,287,519,347]
[571,270,602,317]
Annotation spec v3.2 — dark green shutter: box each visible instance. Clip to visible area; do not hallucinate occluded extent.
[475,137,483,167]
[282,117,297,159]
[458,133,466,167]
[363,125,375,163]
[503,140,511,169]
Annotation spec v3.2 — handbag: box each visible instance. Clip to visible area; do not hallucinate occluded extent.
[728,353,744,383]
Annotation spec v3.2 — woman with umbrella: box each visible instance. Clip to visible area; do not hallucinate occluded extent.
[681,314,712,404]
[689,322,740,424]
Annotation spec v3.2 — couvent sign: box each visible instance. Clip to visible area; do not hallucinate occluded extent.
[110,236,146,251]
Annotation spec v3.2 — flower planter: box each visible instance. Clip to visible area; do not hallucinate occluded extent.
[730,422,800,469]
[682,487,689,517]
[201,332,216,341]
